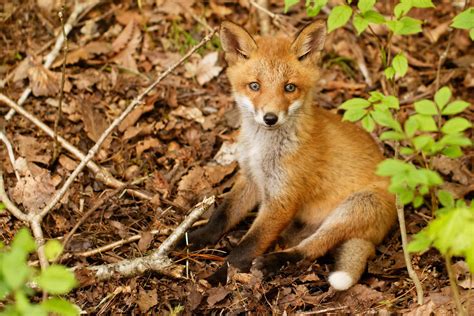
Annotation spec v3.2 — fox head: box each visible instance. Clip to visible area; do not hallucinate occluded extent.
[220,20,326,129]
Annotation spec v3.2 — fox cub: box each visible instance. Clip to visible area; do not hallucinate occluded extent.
[186,20,397,290]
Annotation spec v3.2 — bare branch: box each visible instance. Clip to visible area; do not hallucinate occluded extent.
[0,130,20,181]
[4,0,101,120]
[0,169,29,222]
[87,196,215,281]
[249,0,297,33]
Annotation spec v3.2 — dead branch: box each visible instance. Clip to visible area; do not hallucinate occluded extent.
[255,0,271,35]
[52,6,69,164]
[0,130,20,181]
[76,228,172,258]
[4,0,101,121]
[249,0,297,33]
[87,196,215,281]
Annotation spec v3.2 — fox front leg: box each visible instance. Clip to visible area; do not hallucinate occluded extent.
[185,174,259,250]
[207,198,297,285]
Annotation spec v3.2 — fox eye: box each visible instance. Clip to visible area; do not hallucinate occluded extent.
[249,82,260,91]
[284,83,296,92]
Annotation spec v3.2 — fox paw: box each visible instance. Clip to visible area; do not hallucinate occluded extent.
[251,251,302,278]
[206,265,228,286]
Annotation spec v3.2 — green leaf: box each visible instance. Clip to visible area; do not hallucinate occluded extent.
[392,53,408,77]
[357,0,375,13]
[361,114,375,132]
[44,240,63,261]
[306,0,327,17]
[404,116,418,138]
[442,100,470,115]
[413,114,437,132]
[442,146,463,158]
[371,109,402,131]
[284,0,300,13]
[12,228,36,254]
[413,195,424,208]
[368,91,384,102]
[0,202,5,212]
[363,10,385,24]
[384,66,395,80]
[381,95,399,109]
[1,248,30,290]
[451,8,474,30]
[470,28,474,41]
[439,134,472,147]
[380,131,405,141]
[376,159,411,176]
[408,231,432,253]
[400,147,415,155]
[434,86,451,110]
[441,117,472,134]
[411,0,435,8]
[353,14,369,34]
[36,265,77,295]
[342,108,367,122]
[339,97,371,110]
[394,2,412,18]
[399,190,414,205]
[42,298,79,316]
[328,5,353,33]
[388,16,423,35]
[414,100,437,115]
[438,190,454,208]
[413,135,433,151]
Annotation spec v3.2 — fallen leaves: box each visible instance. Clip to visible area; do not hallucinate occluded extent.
[184,52,223,85]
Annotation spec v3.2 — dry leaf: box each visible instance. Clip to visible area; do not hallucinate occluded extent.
[171,106,205,124]
[27,64,60,97]
[54,41,111,67]
[209,0,232,17]
[80,102,110,147]
[11,159,56,213]
[136,138,162,157]
[118,103,154,132]
[112,20,142,72]
[11,56,33,82]
[206,287,230,307]
[137,288,158,313]
[137,231,154,252]
[214,141,238,165]
[15,134,50,164]
[185,52,222,85]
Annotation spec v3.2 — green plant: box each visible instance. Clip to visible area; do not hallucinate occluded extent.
[0,228,78,316]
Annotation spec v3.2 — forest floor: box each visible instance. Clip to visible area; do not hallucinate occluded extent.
[0,0,473,314]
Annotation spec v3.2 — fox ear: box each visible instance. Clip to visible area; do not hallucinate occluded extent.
[291,20,326,61]
[220,21,257,64]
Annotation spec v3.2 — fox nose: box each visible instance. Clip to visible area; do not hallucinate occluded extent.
[263,113,278,126]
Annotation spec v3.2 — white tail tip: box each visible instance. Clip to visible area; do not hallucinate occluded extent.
[328,271,354,291]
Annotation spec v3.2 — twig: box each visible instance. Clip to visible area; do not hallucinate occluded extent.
[0,93,151,201]
[0,169,29,222]
[87,196,215,280]
[0,130,20,181]
[445,255,467,315]
[255,0,271,35]
[396,196,424,305]
[299,306,349,315]
[76,228,172,258]
[434,30,453,92]
[249,0,296,33]
[52,7,69,164]
[62,186,126,252]
[4,0,101,120]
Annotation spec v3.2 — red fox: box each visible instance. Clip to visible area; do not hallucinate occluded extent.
[186,20,397,290]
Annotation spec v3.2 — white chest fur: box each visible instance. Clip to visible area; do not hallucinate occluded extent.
[238,119,299,198]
